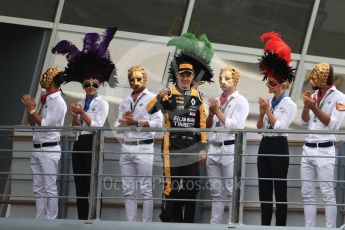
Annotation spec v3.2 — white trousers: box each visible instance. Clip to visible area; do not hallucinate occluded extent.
[31,145,61,219]
[120,144,154,222]
[301,145,336,228]
[206,145,234,224]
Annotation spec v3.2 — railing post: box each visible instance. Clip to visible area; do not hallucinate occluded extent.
[58,135,70,219]
[238,131,246,224]
[336,141,345,227]
[194,164,206,223]
[231,131,244,224]
[88,130,101,219]
[95,130,105,219]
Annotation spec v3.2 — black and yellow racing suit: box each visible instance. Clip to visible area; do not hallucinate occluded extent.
[147,85,207,223]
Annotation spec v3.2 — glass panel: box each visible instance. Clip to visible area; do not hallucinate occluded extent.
[188,0,313,52]
[61,0,188,36]
[0,23,49,125]
[308,0,345,59]
[0,0,58,21]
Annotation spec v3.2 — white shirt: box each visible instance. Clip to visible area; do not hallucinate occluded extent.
[301,86,345,142]
[77,95,109,135]
[114,88,163,141]
[33,91,67,143]
[262,97,297,137]
[208,91,249,143]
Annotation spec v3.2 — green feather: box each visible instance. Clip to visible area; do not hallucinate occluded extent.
[167,32,214,63]
[198,34,214,62]
[167,33,198,54]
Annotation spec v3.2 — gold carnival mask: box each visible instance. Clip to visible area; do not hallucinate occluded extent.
[219,66,240,90]
[82,78,100,89]
[40,67,62,89]
[128,66,148,91]
[309,63,331,89]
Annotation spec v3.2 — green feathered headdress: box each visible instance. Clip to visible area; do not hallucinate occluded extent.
[168,33,214,85]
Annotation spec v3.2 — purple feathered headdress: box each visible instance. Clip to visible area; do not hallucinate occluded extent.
[52,27,118,87]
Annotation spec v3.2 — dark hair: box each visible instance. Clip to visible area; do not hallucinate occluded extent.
[327,64,334,85]
[52,72,66,88]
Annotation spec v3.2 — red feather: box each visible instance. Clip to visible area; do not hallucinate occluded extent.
[260,31,291,64]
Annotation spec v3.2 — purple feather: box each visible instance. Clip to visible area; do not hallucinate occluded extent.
[51,40,80,61]
[103,50,111,59]
[98,27,117,56]
[82,33,100,54]
[52,26,118,88]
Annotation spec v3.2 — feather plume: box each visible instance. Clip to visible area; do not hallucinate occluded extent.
[258,31,295,84]
[258,51,295,84]
[98,27,117,56]
[260,31,291,64]
[52,27,118,87]
[167,32,215,84]
[82,33,100,54]
[51,40,80,61]
[167,32,199,55]
[198,34,214,62]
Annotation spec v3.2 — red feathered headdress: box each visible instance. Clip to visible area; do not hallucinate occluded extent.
[258,31,295,84]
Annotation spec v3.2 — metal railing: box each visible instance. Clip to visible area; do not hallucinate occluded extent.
[1,125,345,227]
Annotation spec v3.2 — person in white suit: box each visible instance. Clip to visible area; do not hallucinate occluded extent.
[22,67,67,219]
[301,63,345,228]
[115,65,163,222]
[206,65,249,224]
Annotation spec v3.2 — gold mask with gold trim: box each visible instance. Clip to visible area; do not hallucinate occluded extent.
[128,65,148,92]
[309,63,331,88]
[219,66,240,90]
[40,67,62,89]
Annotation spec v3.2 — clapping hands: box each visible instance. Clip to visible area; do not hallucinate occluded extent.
[70,103,83,116]
[303,91,316,110]
[21,94,36,112]
[208,97,220,115]
[119,111,137,126]
[258,97,269,115]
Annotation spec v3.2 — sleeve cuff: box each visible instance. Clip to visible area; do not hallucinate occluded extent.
[300,119,309,127]
[40,119,48,126]
[273,121,281,129]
